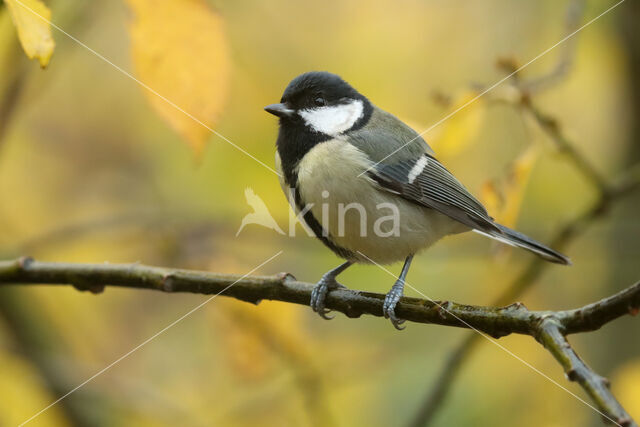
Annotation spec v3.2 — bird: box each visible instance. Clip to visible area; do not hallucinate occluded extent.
[264,71,570,329]
[236,187,285,236]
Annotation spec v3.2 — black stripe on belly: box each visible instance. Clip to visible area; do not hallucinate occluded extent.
[293,187,356,260]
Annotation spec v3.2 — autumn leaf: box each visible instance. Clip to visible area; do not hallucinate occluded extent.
[481,144,540,228]
[429,91,486,159]
[126,0,231,155]
[480,180,503,221]
[4,0,55,68]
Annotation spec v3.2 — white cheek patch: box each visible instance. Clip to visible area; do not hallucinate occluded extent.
[299,100,364,136]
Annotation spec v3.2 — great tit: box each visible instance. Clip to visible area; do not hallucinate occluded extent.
[265,71,570,329]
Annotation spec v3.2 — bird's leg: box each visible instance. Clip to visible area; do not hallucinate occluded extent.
[310,261,353,319]
[383,255,414,330]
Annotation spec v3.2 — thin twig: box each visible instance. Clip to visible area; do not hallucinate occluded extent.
[410,98,640,425]
[521,97,610,192]
[409,160,640,427]
[520,0,587,92]
[412,8,640,417]
[0,258,637,425]
[536,320,633,427]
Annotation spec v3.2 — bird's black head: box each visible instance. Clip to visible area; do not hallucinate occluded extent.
[280,71,363,112]
[265,71,372,136]
[266,72,373,187]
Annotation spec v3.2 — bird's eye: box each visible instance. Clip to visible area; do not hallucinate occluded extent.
[314,97,325,106]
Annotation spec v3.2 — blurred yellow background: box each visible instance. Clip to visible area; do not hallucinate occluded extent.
[0,0,638,426]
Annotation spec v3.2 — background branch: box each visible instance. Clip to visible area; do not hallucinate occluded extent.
[519,0,586,93]
[410,143,640,427]
[410,0,640,418]
[0,1,635,425]
[0,258,638,425]
[410,156,640,427]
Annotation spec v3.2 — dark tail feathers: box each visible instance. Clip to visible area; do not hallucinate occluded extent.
[476,223,571,265]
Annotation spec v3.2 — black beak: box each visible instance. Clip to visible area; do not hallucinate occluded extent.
[264,103,295,118]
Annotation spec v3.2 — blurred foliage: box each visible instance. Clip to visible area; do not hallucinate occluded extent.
[0,0,638,426]
[3,0,54,67]
[612,360,640,422]
[427,92,487,160]
[481,144,540,228]
[126,0,230,155]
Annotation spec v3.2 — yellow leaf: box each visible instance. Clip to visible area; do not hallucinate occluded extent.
[500,144,540,227]
[480,180,503,221]
[481,146,540,263]
[126,0,231,155]
[481,144,540,228]
[4,0,55,67]
[429,91,486,159]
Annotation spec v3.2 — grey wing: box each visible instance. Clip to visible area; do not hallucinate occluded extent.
[347,107,435,163]
[370,154,500,233]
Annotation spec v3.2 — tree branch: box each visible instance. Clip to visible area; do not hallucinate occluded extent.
[410,159,640,427]
[521,97,610,192]
[0,257,638,425]
[537,319,632,427]
[412,41,640,426]
[519,0,586,93]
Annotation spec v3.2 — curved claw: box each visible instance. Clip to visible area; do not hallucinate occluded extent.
[318,309,334,320]
[310,276,342,320]
[383,285,406,330]
[384,305,406,330]
[390,317,406,331]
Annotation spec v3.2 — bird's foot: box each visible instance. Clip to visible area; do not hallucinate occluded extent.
[383,279,406,330]
[310,274,345,320]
